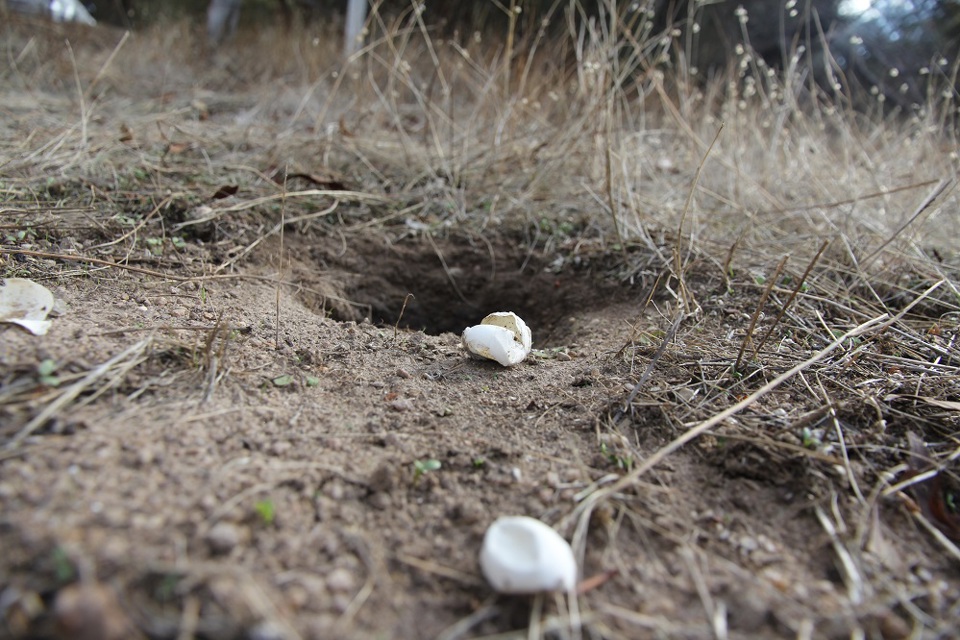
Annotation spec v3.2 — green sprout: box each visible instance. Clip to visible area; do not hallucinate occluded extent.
[801,427,822,449]
[412,459,441,483]
[146,237,163,255]
[946,491,957,514]
[37,359,60,387]
[254,499,275,525]
[600,442,633,471]
[51,547,75,582]
[154,574,181,603]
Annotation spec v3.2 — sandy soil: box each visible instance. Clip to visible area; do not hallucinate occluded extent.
[2,14,959,640]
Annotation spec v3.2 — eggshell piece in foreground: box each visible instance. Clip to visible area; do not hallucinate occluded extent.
[462,325,528,366]
[0,278,55,336]
[480,516,577,594]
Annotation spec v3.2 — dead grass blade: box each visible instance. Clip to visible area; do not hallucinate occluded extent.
[750,240,830,360]
[4,337,154,450]
[734,254,787,371]
[614,311,686,423]
[814,499,864,605]
[567,312,890,560]
[1,248,202,282]
[861,177,953,268]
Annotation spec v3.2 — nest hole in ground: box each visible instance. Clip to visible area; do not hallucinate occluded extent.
[298,233,638,347]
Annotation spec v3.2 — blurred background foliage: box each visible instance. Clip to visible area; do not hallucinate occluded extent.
[55,0,960,108]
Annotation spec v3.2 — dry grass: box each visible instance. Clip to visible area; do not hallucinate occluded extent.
[2,2,960,638]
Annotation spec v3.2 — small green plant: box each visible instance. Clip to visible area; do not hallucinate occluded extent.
[271,374,294,387]
[472,457,486,469]
[829,329,862,349]
[254,499,275,525]
[946,490,958,514]
[801,427,822,449]
[600,442,633,471]
[146,237,163,255]
[412,459,441,483]
[50,547,74,582]
[36,359,60,387]
[154,573,181,602]
[4,227,36,243]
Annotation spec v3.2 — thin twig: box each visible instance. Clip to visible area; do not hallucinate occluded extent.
[568,313,889,564]
[394,293,414,340]
[734,255,787,371]
[814,502,864,605]
[615,311,687,423]
[861,177,953,268]
[673,122,724,313]
[751,240,829,360]
[5,338,153,450]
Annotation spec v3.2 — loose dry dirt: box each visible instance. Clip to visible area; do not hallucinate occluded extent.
[2,15,959,640]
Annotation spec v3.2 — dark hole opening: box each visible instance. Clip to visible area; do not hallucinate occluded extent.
[303,234,635,347]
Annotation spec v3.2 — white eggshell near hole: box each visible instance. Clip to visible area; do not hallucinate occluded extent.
[462,325,527,366]
[0,278,55,336]
[480,516,577,594]
[462,312,532,366]
[480,312,532,352]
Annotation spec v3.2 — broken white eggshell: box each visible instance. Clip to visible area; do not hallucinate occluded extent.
[0,278,55,336]
[480,516,577,594]
[461,312,532,366]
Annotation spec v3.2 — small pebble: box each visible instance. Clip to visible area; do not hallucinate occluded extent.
[248,619,291,640]
[326,567,356,593]
[206,522,242,554]
[54,583,132,640]
[389,398,415,412]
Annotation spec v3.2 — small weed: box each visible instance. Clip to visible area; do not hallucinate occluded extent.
[170,236,186,250]
[412,458,441,483]
[272,374,295,387]
[600,442,633,471]
[829,329,862,349]
[801,427,823,449]
[154,573,181,603]
[946,490,958,514]
[254,499,276,525]
[146,237,163,255]
[306,376,320,387]
[4,227,35,244]
[36,359,60,387]
[472,457,486,468]
[50,547,74,582]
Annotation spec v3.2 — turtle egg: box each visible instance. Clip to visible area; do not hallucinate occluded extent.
[479,515,577,594]
[461,312,532,366]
